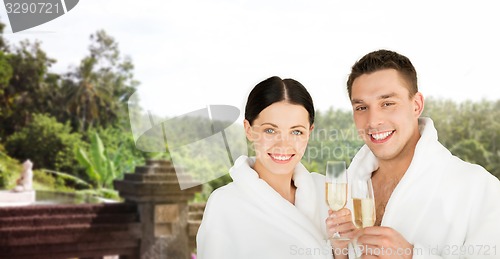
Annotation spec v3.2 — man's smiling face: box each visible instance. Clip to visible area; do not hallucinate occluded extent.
[351,69,423,163]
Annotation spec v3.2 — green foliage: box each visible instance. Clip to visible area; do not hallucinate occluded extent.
[34,168,120,200]
[423,98,500,179]
[62,30,138,132]
[5,113,84,173]
[76,132,117,189]
[0,144,21,189]
[302,108,364,173]
[0,51,13,88]
[0,166,6,188]
[41,169,92,189]
[450,139,490,168]
[0,40,60,138]
[76,188,120,200]
[0,23,137,200]
[32,169,56,189]
[86,126,147,176]
[0,143,76,192]
[32,170,75,192]
[0,22,7,50]
[163,115,246,195]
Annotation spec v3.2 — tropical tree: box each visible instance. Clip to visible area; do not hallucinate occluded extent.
[62,30,138,132]
[63,56,113,132]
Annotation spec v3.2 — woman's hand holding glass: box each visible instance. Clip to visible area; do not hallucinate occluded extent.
[325,161,354,241]
[326,208,358,253]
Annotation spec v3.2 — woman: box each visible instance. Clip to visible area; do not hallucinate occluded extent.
[196,76,331,259]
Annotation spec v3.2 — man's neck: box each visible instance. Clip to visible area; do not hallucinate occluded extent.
[375,127,421,181]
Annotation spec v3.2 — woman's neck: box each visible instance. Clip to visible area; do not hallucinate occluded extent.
[253,160,296,204]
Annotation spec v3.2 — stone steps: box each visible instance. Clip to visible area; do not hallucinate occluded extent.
[187,202,205,250]
[188,203,205,221]
[0,224,141,246]
[0,203,137,217]
[0,213,138,228]
[0,203,141,258]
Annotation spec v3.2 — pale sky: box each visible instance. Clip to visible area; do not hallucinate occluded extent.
[1,0,499,120]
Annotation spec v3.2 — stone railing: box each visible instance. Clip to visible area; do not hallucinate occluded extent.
[0,159,205,259]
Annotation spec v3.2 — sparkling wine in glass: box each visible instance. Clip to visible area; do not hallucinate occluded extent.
[351,178,376,228]
[351,177,376,257]
[325,161,349,240]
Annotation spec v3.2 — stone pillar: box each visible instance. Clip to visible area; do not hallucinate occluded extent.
[114,160,201,259]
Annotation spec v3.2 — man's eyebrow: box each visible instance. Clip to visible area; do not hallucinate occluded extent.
[351,92,398,104]
[351,99,364,104]
[379,92,397,99]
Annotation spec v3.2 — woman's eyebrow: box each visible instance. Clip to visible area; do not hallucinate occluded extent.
[260,122,278,127]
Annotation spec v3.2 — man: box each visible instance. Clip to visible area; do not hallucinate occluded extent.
[327,49,500,258]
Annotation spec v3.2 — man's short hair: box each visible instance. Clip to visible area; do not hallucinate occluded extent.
[347,49,418,98]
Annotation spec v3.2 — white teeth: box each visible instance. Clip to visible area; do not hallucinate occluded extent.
[271,155,292,161]
[371,131,393,140]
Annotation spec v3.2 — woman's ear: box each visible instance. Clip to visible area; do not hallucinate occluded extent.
[413,92,425,117]
[244,119,253,141]
[309,124,315,137]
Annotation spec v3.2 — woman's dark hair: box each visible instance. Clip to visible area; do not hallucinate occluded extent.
[245,76,315,126]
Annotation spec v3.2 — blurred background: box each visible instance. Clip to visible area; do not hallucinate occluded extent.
[0,0,498,202]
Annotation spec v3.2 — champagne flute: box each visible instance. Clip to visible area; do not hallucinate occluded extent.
[351,177,376,257]
[325,161,349,240]
[351,177,375,228]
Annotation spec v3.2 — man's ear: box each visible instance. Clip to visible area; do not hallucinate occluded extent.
[244,119,253,141]
[413,92,425,117]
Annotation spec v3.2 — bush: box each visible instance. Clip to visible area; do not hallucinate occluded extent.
[32,169,59,191]
[0,162,8,188]
[0,144,21,189]
[5,113,85,173]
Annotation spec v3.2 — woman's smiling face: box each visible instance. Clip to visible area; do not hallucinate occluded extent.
[245,101,313,176]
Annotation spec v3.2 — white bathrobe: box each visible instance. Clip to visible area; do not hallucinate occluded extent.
[197,156,332,259]
[347,117,500,259]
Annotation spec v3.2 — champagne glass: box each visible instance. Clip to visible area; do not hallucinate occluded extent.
[351,177,376,257]
[351,177,375,228]
[325,161,349,240]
